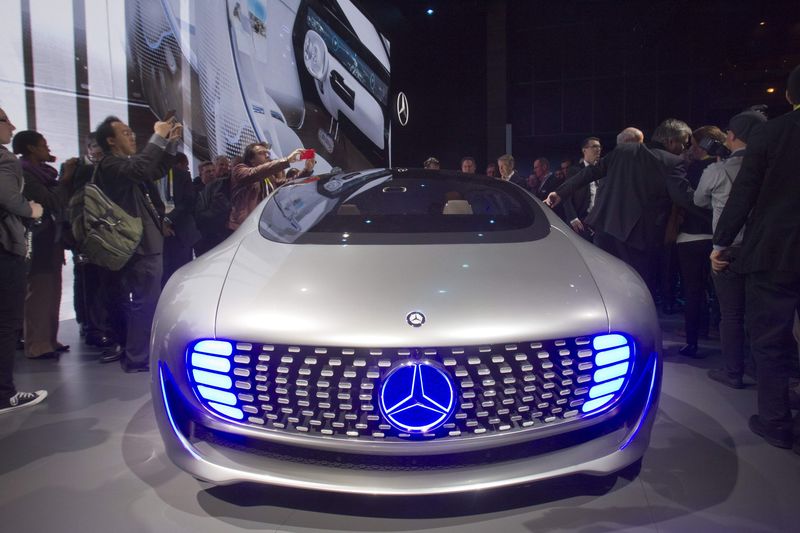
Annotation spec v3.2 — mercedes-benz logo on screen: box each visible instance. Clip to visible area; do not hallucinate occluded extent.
[379,361,456,434]
[406,311,425,327]
[396,92,409,126]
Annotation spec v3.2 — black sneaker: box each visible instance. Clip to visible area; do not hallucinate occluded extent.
[99,344,124,363]
[678,343,704,358]
[748,415,792,449]
[120,357,149,374]
[707,368,744,389]
[0,390,48,414]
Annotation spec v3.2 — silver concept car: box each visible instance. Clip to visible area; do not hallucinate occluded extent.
[151,169,662,495]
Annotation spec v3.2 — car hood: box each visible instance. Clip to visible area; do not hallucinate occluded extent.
[215,230,609,347]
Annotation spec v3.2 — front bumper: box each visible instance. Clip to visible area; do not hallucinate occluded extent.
[153,350,660,495]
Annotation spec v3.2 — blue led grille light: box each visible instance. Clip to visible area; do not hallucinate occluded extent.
[187,340,244,420]
[582,334,633,414]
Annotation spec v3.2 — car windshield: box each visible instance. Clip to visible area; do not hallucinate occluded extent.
[259,169,549,245]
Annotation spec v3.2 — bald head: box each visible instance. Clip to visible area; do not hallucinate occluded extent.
[616,127,644,145]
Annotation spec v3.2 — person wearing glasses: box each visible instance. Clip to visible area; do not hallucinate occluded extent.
[545,119,699,299]
[93,115,182,373]
[0,107,48,413]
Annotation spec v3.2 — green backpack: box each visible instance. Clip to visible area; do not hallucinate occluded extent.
[68,163,143,271]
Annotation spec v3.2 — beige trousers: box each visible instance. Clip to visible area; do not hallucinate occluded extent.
[24,267,63,358]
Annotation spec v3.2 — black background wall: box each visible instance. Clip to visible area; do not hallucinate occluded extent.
[367,0,800,175]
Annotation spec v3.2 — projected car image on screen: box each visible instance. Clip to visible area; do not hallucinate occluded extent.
[151,169,662,495]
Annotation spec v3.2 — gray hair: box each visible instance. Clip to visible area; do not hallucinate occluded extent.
[652,119,691,145]
[616,127,644,144]
[497,154,514,168]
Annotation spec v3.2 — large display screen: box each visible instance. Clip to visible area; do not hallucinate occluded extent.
[0,0,392,172]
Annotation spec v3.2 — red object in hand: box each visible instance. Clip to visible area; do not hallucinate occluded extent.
[300,148,315,160]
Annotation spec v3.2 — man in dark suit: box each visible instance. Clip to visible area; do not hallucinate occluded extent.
[546,119,698,296]
[94,115,181,372]
[496,154,525,187]
[712,65,800,453]
[563,137,603,239]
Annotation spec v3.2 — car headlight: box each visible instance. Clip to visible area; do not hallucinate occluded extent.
[187,340,244,420]
[582,333,633,414]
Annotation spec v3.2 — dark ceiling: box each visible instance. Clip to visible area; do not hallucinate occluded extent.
[358,0,800,171]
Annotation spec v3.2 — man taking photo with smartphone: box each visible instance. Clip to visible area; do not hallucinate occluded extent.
[227,143,313,231]
[94,114,182,373]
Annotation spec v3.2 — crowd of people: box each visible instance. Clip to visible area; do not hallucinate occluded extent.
[2,64,799,455]
[0,109,314,412]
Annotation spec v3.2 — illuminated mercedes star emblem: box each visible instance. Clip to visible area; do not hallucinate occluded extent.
[396,91,409,126]
[406,311,426,327]
[379,361,456,434]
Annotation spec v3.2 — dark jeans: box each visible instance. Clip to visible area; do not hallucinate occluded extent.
[0,252,27,400]
[118,253,163,366]
[594,231,656,297]
[745,270,800,432]
[712,247,748,377]
[162,235,193,287]
[91,263,122,340]
[677,239,711,345]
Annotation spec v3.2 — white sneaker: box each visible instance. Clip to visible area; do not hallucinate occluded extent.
[0,390,47,414]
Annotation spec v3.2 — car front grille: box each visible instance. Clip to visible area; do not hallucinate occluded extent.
[186,335,634,441]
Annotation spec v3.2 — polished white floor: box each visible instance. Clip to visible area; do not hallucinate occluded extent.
[1,308,798,532]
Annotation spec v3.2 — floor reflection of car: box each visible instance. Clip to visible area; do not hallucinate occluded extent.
[152,169,662,495]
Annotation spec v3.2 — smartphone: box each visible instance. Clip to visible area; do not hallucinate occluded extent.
[300,148,315,160]
[162,109,176,121]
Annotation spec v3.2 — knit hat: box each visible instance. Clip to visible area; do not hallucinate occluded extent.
[728,110,767,143]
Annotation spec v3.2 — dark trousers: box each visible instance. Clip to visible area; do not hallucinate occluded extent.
[745,270,800,432]
[73,254,87,327]
[162,235,193,287]
[677,239,711,345]
[0,253,27,400]
[594,231,656,296]
[118,253,163,365]
[84,263,121,340]
[712,247,749,377]
[659,243,680,307]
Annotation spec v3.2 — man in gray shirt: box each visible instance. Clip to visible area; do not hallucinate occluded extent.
[694,110,767,389]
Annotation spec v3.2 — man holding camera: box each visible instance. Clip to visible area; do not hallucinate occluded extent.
[712,65,800,453]
[94,115,182,373]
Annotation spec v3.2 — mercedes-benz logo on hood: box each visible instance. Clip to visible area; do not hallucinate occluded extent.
[406,311,425,327]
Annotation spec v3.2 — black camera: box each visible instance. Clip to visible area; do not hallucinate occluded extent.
[699,137,732,159]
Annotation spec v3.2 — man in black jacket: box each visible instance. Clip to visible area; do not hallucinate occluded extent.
[546,119,698,296]
[563,137,603,239]
[712,65,800,453]
[94,115,180,372]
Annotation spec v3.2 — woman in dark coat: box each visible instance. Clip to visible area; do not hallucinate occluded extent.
[12,130,76,359]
